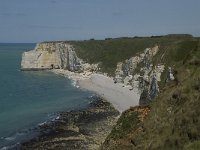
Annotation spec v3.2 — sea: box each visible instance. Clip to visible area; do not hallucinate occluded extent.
[0,43,92,149]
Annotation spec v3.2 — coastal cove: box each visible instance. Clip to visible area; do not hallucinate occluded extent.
[17,40,169,149]
[3,35,199,149]
[51,69,140,113]
[0,44,96,149]
[0,43,132,149]
[17,41,142,149]
[1,0,200,149]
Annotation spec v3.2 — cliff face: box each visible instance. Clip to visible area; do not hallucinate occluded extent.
[21,42,81,71]
[114,45,168,105]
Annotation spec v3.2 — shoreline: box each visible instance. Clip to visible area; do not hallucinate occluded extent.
[51,69,140,113]
[1,94,94,150]
[21,96,120,150]
[18,68,140,149]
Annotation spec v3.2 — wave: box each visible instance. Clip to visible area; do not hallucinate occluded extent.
[0,112,60,149]
[0,143,21,150]
[0,95,94,149]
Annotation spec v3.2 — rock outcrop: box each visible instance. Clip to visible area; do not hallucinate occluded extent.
[21,42,82,71]
[114,45,159,85]
[166,67,175,82]
[113,45,172,105]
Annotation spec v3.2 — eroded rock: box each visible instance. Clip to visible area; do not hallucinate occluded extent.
[113,45,166,105]
[166,67,175,82]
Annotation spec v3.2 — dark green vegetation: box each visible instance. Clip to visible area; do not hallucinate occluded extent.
[101,106,150,150]
[99,37,200,149]
[71,38,155,75]
[101,110,140,150]
[70,36,198,76]
[107,110,140,139]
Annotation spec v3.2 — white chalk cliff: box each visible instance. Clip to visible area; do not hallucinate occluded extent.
[113,45,174,105]
[21,42,82,71]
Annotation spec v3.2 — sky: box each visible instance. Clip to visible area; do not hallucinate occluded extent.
[0,0,200,43]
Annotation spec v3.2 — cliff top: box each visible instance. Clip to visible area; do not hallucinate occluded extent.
[68,36,199,76]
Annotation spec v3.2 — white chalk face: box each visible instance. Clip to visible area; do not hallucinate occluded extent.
[21,43,75,70]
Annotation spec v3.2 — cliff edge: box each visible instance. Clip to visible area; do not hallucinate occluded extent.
[21,42,81,71]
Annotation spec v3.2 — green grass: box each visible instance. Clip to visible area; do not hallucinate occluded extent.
[71,38,157,75]
[100,37,200,150]
[151,39,200,88]
[107,110,140,139]
[136,66,200,150]
[101,109,141,150]
[184,141,200,150]
[70,36,198,76]
[102,65,200,150]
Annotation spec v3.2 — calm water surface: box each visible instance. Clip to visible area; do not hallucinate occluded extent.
[0,43,92,148]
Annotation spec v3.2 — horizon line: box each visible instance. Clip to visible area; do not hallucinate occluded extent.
[0,34,199,43]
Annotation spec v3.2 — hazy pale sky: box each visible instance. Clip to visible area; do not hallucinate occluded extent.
[0,0,199,43]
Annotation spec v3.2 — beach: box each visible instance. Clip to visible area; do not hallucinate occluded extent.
[51,69,140,113]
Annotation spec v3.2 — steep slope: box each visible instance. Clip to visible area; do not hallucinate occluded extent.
[101,38,200,150]
[70,36,195,76]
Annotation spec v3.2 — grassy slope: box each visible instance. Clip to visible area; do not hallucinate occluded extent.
[70,36,200,149]
[100,38,200,149]
[136,66,200,150]
[70,37,194,76]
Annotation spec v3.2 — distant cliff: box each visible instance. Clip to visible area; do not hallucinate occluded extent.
[21,42,81,71]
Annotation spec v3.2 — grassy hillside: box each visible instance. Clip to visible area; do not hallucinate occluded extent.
[70,36,197,76]
[100,38,200,149]
[70,36,200,149]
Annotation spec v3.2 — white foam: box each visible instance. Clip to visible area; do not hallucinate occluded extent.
[38,121,47,126]
[4,136,16,141]
[55,116,60,120]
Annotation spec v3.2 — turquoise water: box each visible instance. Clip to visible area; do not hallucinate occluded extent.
[0,44,92,148]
